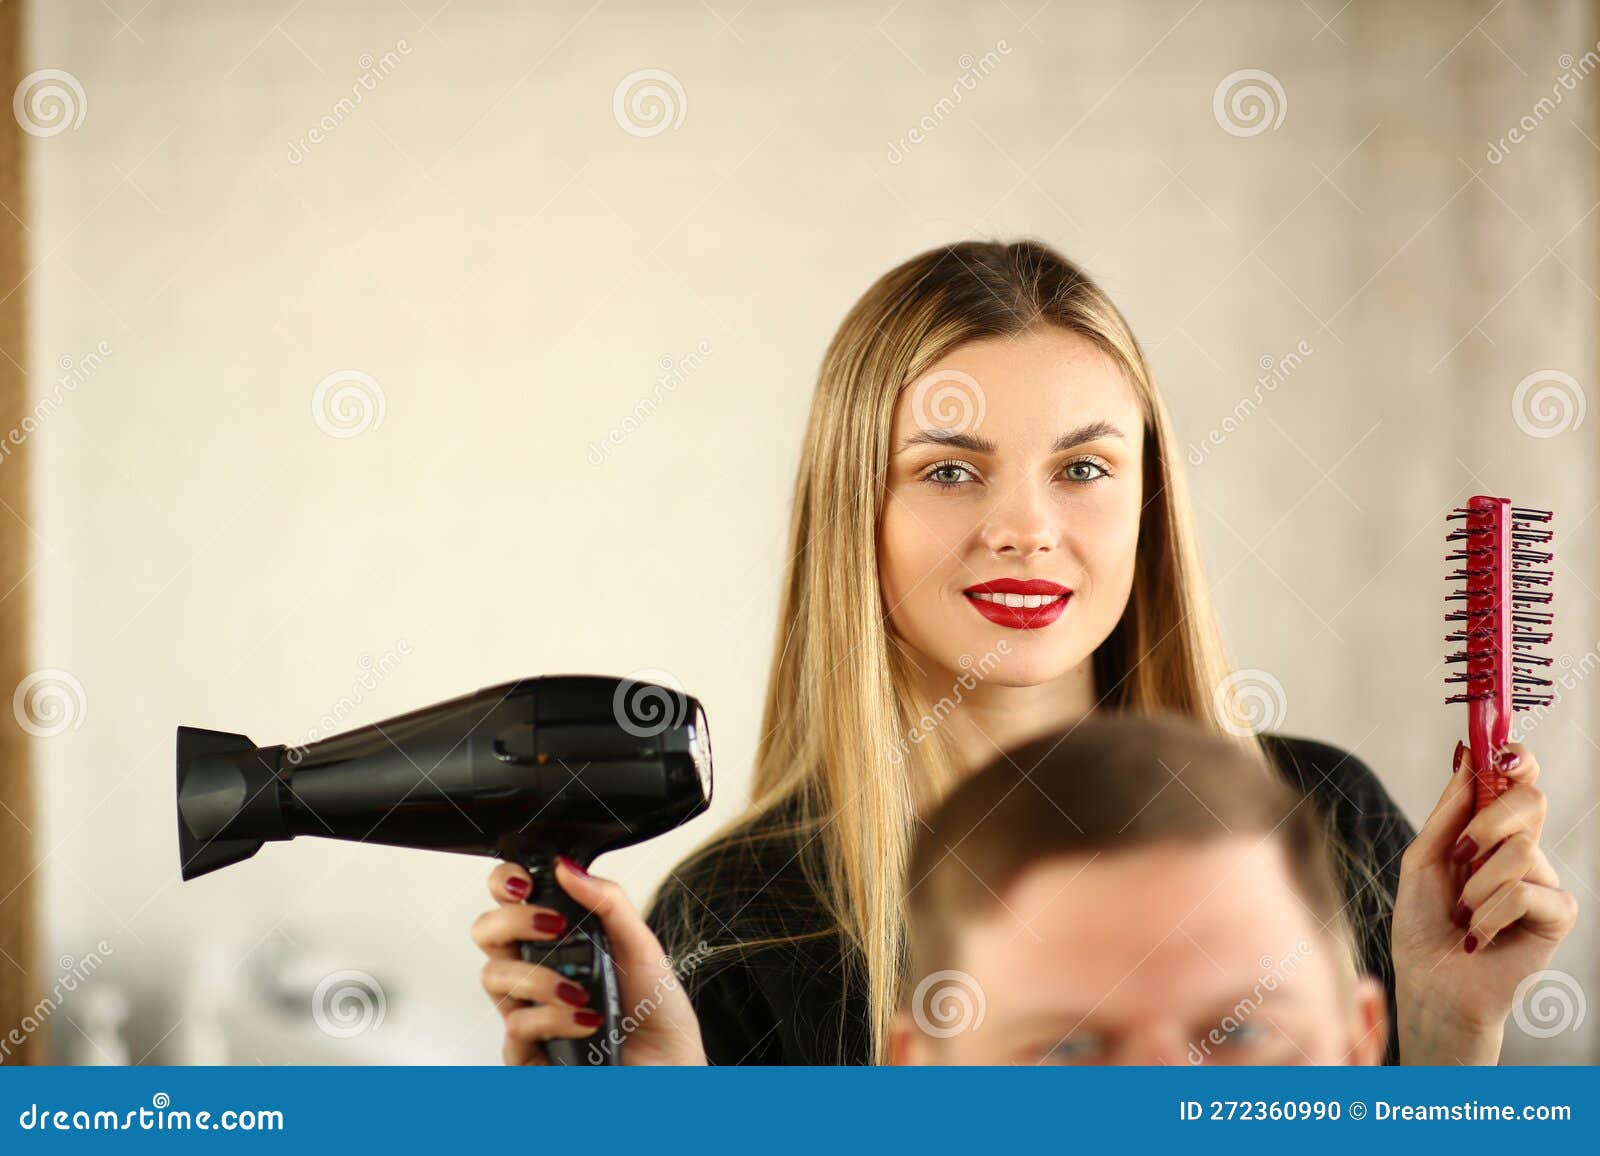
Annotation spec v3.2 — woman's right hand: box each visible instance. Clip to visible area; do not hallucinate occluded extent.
[472,856,708,1065]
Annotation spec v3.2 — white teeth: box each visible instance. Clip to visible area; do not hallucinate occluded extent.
[969,592,1065,608]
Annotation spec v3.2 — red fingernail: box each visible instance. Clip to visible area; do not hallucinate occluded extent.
[557,855,589,877]
[555,981,590,1007]
[1452,741,1466,774]
[505,876,530,900]
[1499,752,1522,773]
[532,911,567,934]
[1450,835,1478,864]
[1464,933,1478,954]
[1453,901,1472,929]
[572,1009,603,1028]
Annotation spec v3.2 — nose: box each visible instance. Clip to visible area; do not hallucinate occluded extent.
[981,479,1056,558]
[1111,1028,1192,1066]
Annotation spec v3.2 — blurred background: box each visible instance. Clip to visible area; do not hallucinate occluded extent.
[0,0,1595,1064]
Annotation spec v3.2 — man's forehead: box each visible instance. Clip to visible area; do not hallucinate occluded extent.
[955,841,1317,977]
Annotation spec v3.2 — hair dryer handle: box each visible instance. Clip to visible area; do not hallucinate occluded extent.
[518,855,623,1066]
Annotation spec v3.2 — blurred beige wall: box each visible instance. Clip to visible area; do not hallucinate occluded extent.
[14,0,1599,1062]
[1,0,42,1070]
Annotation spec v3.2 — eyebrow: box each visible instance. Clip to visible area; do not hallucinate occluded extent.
[895,419,1126,456]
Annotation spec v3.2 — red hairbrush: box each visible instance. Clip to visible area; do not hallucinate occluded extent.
[1445,496,1555,825]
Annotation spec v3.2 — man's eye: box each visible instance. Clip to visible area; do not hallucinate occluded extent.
[1041,1035,1100,1063]
[1216,1022,1265,1046]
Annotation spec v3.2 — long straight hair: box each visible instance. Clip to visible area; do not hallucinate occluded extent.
[669,239,1264,1064]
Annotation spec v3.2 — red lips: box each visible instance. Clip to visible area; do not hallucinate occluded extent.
[962,578,1072,596]
[962,578,1073,630]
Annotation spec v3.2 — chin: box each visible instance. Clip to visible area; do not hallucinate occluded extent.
[942,649,1078,688]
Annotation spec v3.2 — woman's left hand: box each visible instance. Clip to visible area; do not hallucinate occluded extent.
[1391,739,1579,1064]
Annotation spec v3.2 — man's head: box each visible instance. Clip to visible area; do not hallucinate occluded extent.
[890,713,1388,1065]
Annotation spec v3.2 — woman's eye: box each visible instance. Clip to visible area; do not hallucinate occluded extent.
[1063,459,1109,484]
[922,461,973,487]
[921,459,1109,488]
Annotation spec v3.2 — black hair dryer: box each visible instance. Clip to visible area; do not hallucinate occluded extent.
[174,674,712,1065]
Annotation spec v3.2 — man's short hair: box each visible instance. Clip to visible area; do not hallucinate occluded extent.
[901,711,1358,996]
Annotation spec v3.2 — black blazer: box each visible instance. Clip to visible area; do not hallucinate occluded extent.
[643,733,1416,1065]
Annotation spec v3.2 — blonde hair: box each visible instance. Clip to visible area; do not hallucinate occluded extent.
[659,238,1268,1063]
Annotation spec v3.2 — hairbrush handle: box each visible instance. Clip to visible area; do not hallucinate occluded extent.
[1467,699,1511,817]
[1446,495,1555,862]
[1465,495,1514,818]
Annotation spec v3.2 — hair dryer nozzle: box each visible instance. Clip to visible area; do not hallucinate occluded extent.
[176,725,274,881]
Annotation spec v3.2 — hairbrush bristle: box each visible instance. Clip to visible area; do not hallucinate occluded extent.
[1444,499,1555,710]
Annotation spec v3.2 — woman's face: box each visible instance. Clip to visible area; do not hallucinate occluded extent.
[878,326,1145,688]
